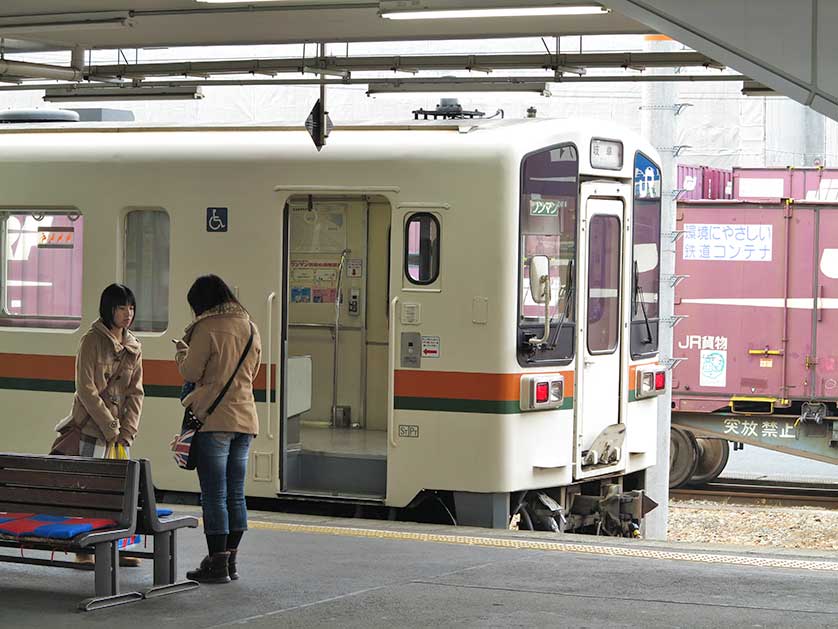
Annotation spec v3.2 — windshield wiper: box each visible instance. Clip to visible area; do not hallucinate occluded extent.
[548,258,574,350]
[634,260,653,344]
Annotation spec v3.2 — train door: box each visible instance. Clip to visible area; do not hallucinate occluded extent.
[280,195,391,499]
[575,184,626,479]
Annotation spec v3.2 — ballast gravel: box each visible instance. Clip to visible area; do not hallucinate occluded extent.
[668,500,838,551]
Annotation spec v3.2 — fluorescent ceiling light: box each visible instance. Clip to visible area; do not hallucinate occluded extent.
[368,80,551,95]
[381,6,608,19]
[0,12,134,35]
[44,85,204,102]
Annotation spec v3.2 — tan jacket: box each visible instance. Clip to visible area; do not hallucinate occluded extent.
[176,303,261,435]
[62,319,144,445]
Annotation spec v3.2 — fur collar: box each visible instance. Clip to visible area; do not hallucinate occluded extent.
[183,302,249,339]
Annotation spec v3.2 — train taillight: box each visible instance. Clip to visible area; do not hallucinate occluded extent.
[520,374,565,411]
[654,371,666,390]
[636,366,667,399]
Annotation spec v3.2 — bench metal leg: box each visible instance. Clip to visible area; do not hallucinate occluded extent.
[144,531,198,599]
[79,542,143,611]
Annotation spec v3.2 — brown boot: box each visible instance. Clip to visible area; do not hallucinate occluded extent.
[227,549,239,581]
[186,552,231,584]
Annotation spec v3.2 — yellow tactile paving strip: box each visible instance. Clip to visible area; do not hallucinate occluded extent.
[247,520,838,572]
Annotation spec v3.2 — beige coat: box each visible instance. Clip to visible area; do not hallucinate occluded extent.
[176,303,261,435]
[62,319,144,445]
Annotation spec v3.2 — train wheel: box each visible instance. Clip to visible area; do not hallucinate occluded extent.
[688,438,730,485]
[669,427,699,488]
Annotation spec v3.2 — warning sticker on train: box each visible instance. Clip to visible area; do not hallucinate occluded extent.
[421,336,440,358]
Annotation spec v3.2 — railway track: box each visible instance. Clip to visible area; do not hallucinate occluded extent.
[670,478,838,509]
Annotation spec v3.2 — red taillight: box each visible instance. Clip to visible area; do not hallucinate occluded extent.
[654,371,666,390]
[535,382,550,403]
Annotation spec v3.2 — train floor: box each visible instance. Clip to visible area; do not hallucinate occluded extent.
[2,507,837,628]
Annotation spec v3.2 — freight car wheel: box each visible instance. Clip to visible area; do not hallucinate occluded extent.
[688,438,730,485]
[669,427,699,488]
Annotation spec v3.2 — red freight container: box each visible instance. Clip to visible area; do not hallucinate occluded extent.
[702,167,733,200]
[733,167,838,201]
[672,199,838,414]
[677,164,733,200]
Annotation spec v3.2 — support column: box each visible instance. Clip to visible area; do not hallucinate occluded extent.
[640,37,679,541]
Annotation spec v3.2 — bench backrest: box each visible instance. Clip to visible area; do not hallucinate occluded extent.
[0,454,139,529]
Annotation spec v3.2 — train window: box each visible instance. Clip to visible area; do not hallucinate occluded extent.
[587,215,621,354]
[0,210,83,330]
[517,144,578,366]
[404,213,440,285]
[631,153,662,358]
[124,209,170,332]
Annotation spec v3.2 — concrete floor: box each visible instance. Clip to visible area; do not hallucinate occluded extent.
[1,509,836,628]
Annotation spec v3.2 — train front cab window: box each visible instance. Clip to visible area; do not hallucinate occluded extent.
[0,209,83,330]
[631,152,662,357]
[281,195,392,498]
[517,144,578,366]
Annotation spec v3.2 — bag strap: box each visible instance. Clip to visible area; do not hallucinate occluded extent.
[205,322,255,417]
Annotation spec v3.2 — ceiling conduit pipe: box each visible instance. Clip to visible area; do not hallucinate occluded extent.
[0,59,84,82]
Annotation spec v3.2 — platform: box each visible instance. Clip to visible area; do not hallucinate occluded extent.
[2,507,836,628]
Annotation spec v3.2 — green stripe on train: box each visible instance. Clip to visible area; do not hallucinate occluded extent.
[395,396,574,414]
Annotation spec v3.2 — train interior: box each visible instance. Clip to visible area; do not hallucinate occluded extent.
[282,195,391,498]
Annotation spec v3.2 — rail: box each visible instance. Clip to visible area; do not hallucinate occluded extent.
[671,478,838,509]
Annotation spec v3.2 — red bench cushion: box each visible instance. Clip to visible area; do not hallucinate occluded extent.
[0,512,32,523]
[0,514,117,540]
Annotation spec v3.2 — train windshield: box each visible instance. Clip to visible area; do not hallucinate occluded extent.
[631,152,662,357]
[517,144,578,366]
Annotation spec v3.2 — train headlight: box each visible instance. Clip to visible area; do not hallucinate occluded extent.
[636,366,666,399]
[521,374,565,411]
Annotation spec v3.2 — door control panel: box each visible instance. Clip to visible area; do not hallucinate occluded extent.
[401,332,422,368]
[348,288,360,316]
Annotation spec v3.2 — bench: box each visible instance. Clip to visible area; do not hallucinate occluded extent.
[121,459,199,598]
[0,453,143,611]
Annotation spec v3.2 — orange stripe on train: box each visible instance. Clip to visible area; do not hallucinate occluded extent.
[0,353,271,389]
[395,370,575,401]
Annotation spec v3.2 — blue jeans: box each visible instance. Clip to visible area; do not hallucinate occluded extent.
[195,431,253,536]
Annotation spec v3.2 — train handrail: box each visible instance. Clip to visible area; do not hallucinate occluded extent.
[388,296,399,448]
[265,291,276,440]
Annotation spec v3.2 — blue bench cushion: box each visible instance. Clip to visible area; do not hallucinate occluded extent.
[0,514,117,540]
[156,508,173,518]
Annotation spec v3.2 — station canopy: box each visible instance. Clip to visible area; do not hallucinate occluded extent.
[0,1,743,99]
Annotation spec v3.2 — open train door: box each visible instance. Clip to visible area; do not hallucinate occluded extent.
[574,182,629,480]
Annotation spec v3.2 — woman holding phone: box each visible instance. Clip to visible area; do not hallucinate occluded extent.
[174,275,261,584]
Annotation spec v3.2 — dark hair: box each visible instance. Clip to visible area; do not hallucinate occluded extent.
[187,274,240,316]
[99,284,136,328]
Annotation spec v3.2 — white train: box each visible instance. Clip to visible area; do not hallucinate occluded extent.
[0,114,665,534]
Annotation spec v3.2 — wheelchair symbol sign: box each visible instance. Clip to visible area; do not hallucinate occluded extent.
[206,207,228,232]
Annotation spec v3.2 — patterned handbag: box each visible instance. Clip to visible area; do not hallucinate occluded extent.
[172,323,254,470]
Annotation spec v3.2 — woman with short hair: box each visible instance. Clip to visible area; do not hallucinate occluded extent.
[52,283,144,566]
[56,283,143,458]
[174,275,261,584]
